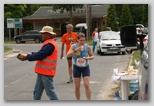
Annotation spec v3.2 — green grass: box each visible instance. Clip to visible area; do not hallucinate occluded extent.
[4,40,16,44]
[4,46,13,53]
[85,38,93,45]
[130,50,141,69]
[4,37,16,44]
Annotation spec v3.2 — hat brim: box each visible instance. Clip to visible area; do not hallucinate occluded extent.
[40,31,56,35]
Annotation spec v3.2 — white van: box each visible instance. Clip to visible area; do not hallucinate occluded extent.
[73,23,87,36]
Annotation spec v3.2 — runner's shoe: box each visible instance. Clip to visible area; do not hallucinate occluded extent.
[67,77,73,83]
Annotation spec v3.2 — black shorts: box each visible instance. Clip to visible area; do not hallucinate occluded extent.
[73,65,90,78]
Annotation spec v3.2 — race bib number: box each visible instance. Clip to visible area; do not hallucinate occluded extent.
[76,58,86,67]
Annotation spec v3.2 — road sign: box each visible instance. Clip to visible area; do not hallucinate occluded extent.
[7,18,23,28]
[7,18,14,28]
[14,18,23,28]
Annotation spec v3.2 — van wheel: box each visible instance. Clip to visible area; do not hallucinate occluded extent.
[35,38,40,43]
[97,49,100,54]
[100,52,104,56]
[122,52,126,55]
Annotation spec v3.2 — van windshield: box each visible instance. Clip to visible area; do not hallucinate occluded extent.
[101,34,120,40]
[73,27,81,32]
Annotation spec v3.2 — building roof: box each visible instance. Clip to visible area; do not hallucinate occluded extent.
[22,5,109,20]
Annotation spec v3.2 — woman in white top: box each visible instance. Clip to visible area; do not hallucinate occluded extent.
[92,28,99,52]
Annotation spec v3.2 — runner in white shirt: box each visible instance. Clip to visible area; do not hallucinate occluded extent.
[92,28,99,52]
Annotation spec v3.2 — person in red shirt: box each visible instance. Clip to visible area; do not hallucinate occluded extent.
[91,28,99,52]
[60,24,78,83]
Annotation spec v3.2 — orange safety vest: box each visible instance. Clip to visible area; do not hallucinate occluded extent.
[34,39,58,76]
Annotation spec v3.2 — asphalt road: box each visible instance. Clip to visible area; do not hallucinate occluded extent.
[4,41,131,100]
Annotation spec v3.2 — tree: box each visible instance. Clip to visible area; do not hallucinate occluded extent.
[4,4,27,38]
[4,4,42,38]
[105,4,118,31]
[115,4,148,27]
[120,4,133,27]
[4,4,27,19]
[51,4,84,24]
[129,4,144,24]
[23,4,41,16]
[142,4,148,27]
[115,4,122,18]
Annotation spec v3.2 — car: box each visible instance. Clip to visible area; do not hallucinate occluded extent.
[14,30,42,44]
[96,31,126,55]
[137,45,148,100]
[143,34,148,48]
[136,24,148,34]
[136,26,148,50]
[137,34,148,49]
[120,25,148,100]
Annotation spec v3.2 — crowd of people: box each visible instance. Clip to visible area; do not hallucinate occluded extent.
[19,24,147,100]
[17,24,98,100]
[14,22,148,100]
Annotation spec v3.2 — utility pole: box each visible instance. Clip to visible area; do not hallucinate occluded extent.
[9,28,11,42]
[86,4,92,40]
[86,4,89,40]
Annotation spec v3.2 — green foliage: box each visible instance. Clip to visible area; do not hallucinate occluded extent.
[4,4,26,38]
[4,4,42,19]
[142,4,148,27]
[51,4,84,12]
[4,4,42,38]
[115,4,122,18]
[51,4,84,24]
[23,4,41,16]
[4,4,148,38]
[4,46,13,53]
[120,4,133,27]
[129,4,144,24]
[131,50,141,69]
[85,37,92,45]
[114,4,148,28]
[4,4,27,19]
[106,4,119,31]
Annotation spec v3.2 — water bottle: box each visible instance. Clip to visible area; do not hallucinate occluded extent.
[113,91,121,100]
[129,80,138,93]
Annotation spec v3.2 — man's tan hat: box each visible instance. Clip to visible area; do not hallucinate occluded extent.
[40,26,56,35]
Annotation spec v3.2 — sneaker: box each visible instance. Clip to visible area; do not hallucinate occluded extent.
[67,77,73,83]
